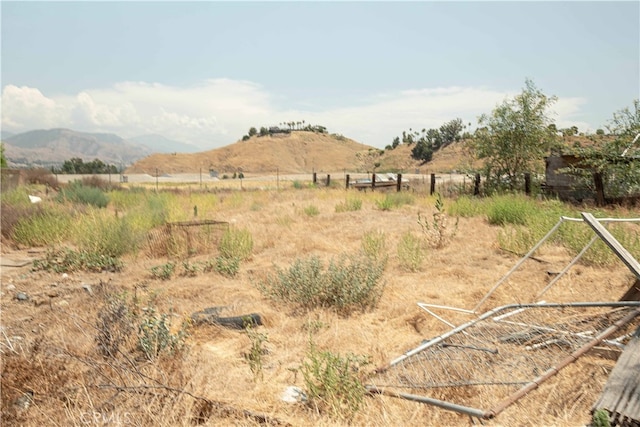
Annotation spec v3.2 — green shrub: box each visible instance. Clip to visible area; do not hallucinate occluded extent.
[245,326,268,381]
[1,187,34,207]
[137,305,187,361]
[486,194,536,226]
[449,195,486,217]
[74,212,143,258]
[335,197,362,213]
[301,341,371,421]
[497,226,539,255]
[397,231,426,272]
[257,255,385,314]
[10,205,73,247]
[95,291,188,361]
[417,193,459,248]
[150,262,176,280]
[375,192,414,211]
[304,204,320,217]
[592,409,611,427]
[58,181,109,208]
[219,227,253,260]
[181,261,200,277]
[361,230,388,267]
[214,256,240,277]
[32,247,123,273]
[375,196,393,211]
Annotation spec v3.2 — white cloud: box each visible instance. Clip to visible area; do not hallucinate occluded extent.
[1,80,596,149]
[551,97,593,133]
[1,85,62,129]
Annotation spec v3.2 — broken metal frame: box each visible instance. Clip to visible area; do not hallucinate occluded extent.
[419,214,640,329]
[369,302,640,420]
[370,213,640,419]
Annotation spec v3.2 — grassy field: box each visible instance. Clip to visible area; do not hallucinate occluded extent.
[1,179,639,426]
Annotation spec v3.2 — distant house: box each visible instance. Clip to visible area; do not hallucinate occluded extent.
[544,153,640,205]
[543,154,593,202]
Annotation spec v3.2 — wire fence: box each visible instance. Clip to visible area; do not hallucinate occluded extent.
[147,220,229,258]
[369,302,640,419]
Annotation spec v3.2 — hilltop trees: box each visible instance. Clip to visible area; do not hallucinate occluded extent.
[241,122,328,141]
[385,118,466,163]
[471,79,558,190]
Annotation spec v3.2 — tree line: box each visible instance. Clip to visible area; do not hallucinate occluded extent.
[55,158,119,174]
[384,78,638,196]
[386,118,470,163]
[241,121,328,141]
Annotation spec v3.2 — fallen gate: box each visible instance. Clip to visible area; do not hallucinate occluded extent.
[368,213,640,420]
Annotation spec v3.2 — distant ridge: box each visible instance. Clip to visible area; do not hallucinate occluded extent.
[2,128,153,168]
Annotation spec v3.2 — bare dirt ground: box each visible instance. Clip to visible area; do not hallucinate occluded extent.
[1,186,638,426]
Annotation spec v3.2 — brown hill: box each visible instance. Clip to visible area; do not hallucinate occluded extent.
[126,131,477,175]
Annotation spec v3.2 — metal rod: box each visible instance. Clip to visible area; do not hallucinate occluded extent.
[472,218,567,313]
[367,386,489,419]
[486,307,640,418]
[536,234,599,299]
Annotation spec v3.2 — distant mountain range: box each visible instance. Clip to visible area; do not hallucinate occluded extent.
[1,128,200,168]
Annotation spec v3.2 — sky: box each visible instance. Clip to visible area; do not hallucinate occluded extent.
[1,1,639,150]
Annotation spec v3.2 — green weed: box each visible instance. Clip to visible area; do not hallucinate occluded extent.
[300,341,371,421]
[219,227,253,260]
[257,254,385,314]
[397,231,426,272]
[335,197,362,213]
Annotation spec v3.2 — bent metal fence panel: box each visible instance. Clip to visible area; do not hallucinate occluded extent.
[147,220,229,258]
[368,302,640,420]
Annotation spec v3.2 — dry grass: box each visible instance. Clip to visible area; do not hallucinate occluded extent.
[124,131,480,176]
[1,186,636,426]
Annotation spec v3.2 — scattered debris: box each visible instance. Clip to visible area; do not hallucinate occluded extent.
[191,306,263,329]
[369,212,640,421]
[15,292,29,302]
[281,386,307,403]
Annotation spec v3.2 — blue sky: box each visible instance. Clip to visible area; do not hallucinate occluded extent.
[2,1,638,149]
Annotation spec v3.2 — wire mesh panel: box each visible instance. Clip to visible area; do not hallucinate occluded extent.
[147,220,229,258]
[369,303,640,418]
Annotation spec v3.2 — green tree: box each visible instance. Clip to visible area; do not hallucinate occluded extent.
[411,139,433,163]
[248,127,258,137]
[472,79,558,190]
[0,143,7,168]
[438,118,464,148]
[570,100,640,198]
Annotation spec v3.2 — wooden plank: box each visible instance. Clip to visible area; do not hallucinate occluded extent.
[581,212,640,279]
[593,327,640,424]
[620,279,640,302]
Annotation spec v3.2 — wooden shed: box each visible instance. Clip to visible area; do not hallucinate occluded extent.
[543,155,595,202]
